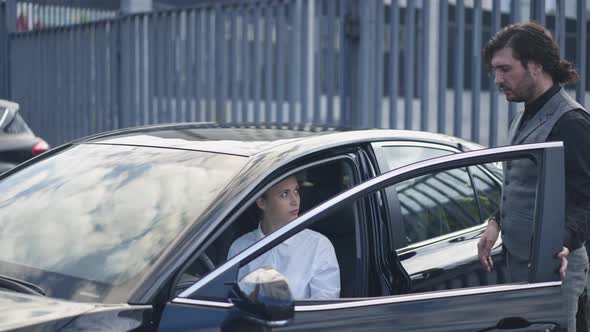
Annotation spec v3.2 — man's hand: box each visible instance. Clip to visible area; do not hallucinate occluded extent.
[557,247,569,280]
[478,219,500,272]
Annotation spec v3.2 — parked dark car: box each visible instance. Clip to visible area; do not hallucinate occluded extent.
[0,124,566,331]
[0,99,49,172]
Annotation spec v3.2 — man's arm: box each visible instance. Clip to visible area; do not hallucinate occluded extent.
[548,109,590,252]
[477,217,501,272]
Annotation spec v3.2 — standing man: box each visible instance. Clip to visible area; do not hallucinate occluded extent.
[478,22,590,332]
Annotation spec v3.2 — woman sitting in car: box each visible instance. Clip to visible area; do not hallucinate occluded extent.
[227,175,340,299]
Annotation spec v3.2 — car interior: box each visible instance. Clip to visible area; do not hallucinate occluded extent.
[180,158,361,299]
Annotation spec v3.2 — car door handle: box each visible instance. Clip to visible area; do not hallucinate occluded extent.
[410,268,444,280]
[479,317,563,331]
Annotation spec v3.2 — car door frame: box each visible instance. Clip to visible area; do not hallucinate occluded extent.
[158,142,566,331]
[370,140,509,293]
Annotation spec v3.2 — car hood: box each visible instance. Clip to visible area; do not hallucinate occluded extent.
[0,290,96,331]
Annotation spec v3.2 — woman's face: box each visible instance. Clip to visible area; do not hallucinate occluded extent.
[257,176,300,229]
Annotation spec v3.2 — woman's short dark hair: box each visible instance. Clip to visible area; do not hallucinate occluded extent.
[483,22,579,84]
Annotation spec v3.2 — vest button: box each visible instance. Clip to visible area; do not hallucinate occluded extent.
[504,179,509,185]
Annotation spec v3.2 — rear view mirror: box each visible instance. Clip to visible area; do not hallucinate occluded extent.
[230,268,294,327]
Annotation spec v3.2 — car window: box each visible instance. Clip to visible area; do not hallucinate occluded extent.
[379,145,453,171]
[395,167,481,245]
[0,144,247,303]
[177,158,364,299]
[470,164,503,220]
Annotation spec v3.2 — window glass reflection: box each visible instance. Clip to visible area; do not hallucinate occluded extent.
[0,144,246,294]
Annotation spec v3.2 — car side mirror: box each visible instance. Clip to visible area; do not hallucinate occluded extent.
[230,268,294,327]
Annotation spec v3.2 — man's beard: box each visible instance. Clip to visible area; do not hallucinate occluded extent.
[497,72,536,103]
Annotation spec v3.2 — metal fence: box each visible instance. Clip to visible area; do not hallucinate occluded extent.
[2,0,590,148]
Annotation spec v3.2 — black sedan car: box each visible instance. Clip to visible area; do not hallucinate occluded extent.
[0,124,566,331]
[0,99,49,172]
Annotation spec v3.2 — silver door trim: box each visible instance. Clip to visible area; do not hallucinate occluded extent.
[172,298,234,308]
[171,281,561,311]
[294,281,561,312]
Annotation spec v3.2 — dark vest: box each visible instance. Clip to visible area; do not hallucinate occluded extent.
[501,89,587,260]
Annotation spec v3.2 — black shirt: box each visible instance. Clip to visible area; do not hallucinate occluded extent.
[518,85,590,251]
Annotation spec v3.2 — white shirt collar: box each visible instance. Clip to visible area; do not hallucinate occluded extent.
[256,223,299,247]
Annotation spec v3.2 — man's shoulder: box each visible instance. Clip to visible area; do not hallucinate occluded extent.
[555,108,590,129]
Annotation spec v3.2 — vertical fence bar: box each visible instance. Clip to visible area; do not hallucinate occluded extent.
[231,8,239,125]
[157,13,166,124]
[53,29,62,143]
[144,15,152,124]
[178,12,187,122]
[489,0,501,147]
[216,6,227,124]
[556,0,565,58]
[97,23,106,133]
[37,29,45,140]
[253,4,262,126]
[576,0,586,105]
[338,0,347,127]
[171,11,179,123]
[242,5,250,123]
[75,26,83,136]
[531,0,545,26]
[276,4,285,125]
[207,9,215,121]
[374,0,384,128]
[148,14,156,124]
[453,0,464,137]
[508,0,520,123]
[264,4,273,125]
[90,25,97,135]
[135,16,143,126]
[360,0,376,129]
[301,0,309,127]
[85,25,92,135]
[437,1,448,133]
[195,10,203,121]
[186,10,194,123]
[471,0,481,143]
[390,0,399,129]
[313,0,321,125]
[112,20,120,130]
[420,0,430,131]
[289,1,301,129]
[49,29,56,141]
[404,0,415,130]
[162,13,172,123]
[326,0,336,126]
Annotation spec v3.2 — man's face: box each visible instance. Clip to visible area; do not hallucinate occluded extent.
[490,47,536,103]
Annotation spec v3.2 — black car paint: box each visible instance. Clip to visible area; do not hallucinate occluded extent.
[158,284,563,332]
[0,125,566,331]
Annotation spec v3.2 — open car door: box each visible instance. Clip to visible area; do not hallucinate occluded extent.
[160,142,566,332]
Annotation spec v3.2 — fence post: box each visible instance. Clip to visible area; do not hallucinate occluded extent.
[341,0,360,129]
[2,0,16,99]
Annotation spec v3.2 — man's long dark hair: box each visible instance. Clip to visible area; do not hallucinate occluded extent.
[483,22,579,84]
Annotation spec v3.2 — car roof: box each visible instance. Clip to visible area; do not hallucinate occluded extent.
[80,123,481,157]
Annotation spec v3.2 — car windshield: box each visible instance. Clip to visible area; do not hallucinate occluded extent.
[0,143,247,303]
